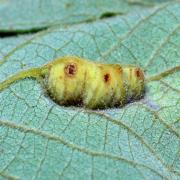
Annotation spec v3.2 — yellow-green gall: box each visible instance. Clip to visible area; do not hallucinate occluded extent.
[46,56,144,109]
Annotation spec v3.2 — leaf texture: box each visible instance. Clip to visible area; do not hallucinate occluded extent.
[0,1,180,180]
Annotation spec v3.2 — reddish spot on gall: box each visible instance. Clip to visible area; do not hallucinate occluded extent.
[64,63,77,77]
[135,68,144,80]
[104,73,110,83]
[136,69,140,77]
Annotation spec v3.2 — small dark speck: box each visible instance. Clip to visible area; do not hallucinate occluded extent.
[100,12,121,19]
[65,3,74,9]
[104,73,110,83]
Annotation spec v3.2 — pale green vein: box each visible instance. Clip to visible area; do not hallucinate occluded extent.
[159,80,180,93]
[0,1,175,68]
[56,150,74,178]
[0,171,20,180]
[146,66,180,82]
[0,67,43,91]
[99,2,174,62]
[1,134,26,172]
[0,119,170,179]
[82,109,179,176]
[138,103,180,138]
[0,26,57,66]
[32,140,49,180]
[144,25,180,70]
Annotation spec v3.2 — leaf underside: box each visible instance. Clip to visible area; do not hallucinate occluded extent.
[0,1,180,180]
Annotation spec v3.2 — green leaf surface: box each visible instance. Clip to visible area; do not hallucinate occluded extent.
[0,0,174,32]
[0,1,180,180]
[128,0,175,6]
[0,35,32,60]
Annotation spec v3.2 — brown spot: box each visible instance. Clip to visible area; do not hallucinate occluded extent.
[59,75,63,79]
[64,63,77,77]
[65,2,73,9]
[117,66,122,73]
[136,69,140,77]
[135,68,144,80]
[104,73,110,83]
[113,65,122,74]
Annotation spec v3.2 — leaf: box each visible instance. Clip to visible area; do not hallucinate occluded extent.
[0,35,32,59]
[0,1,180,180]
[0,0,172,32]
[128,0,174,6]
